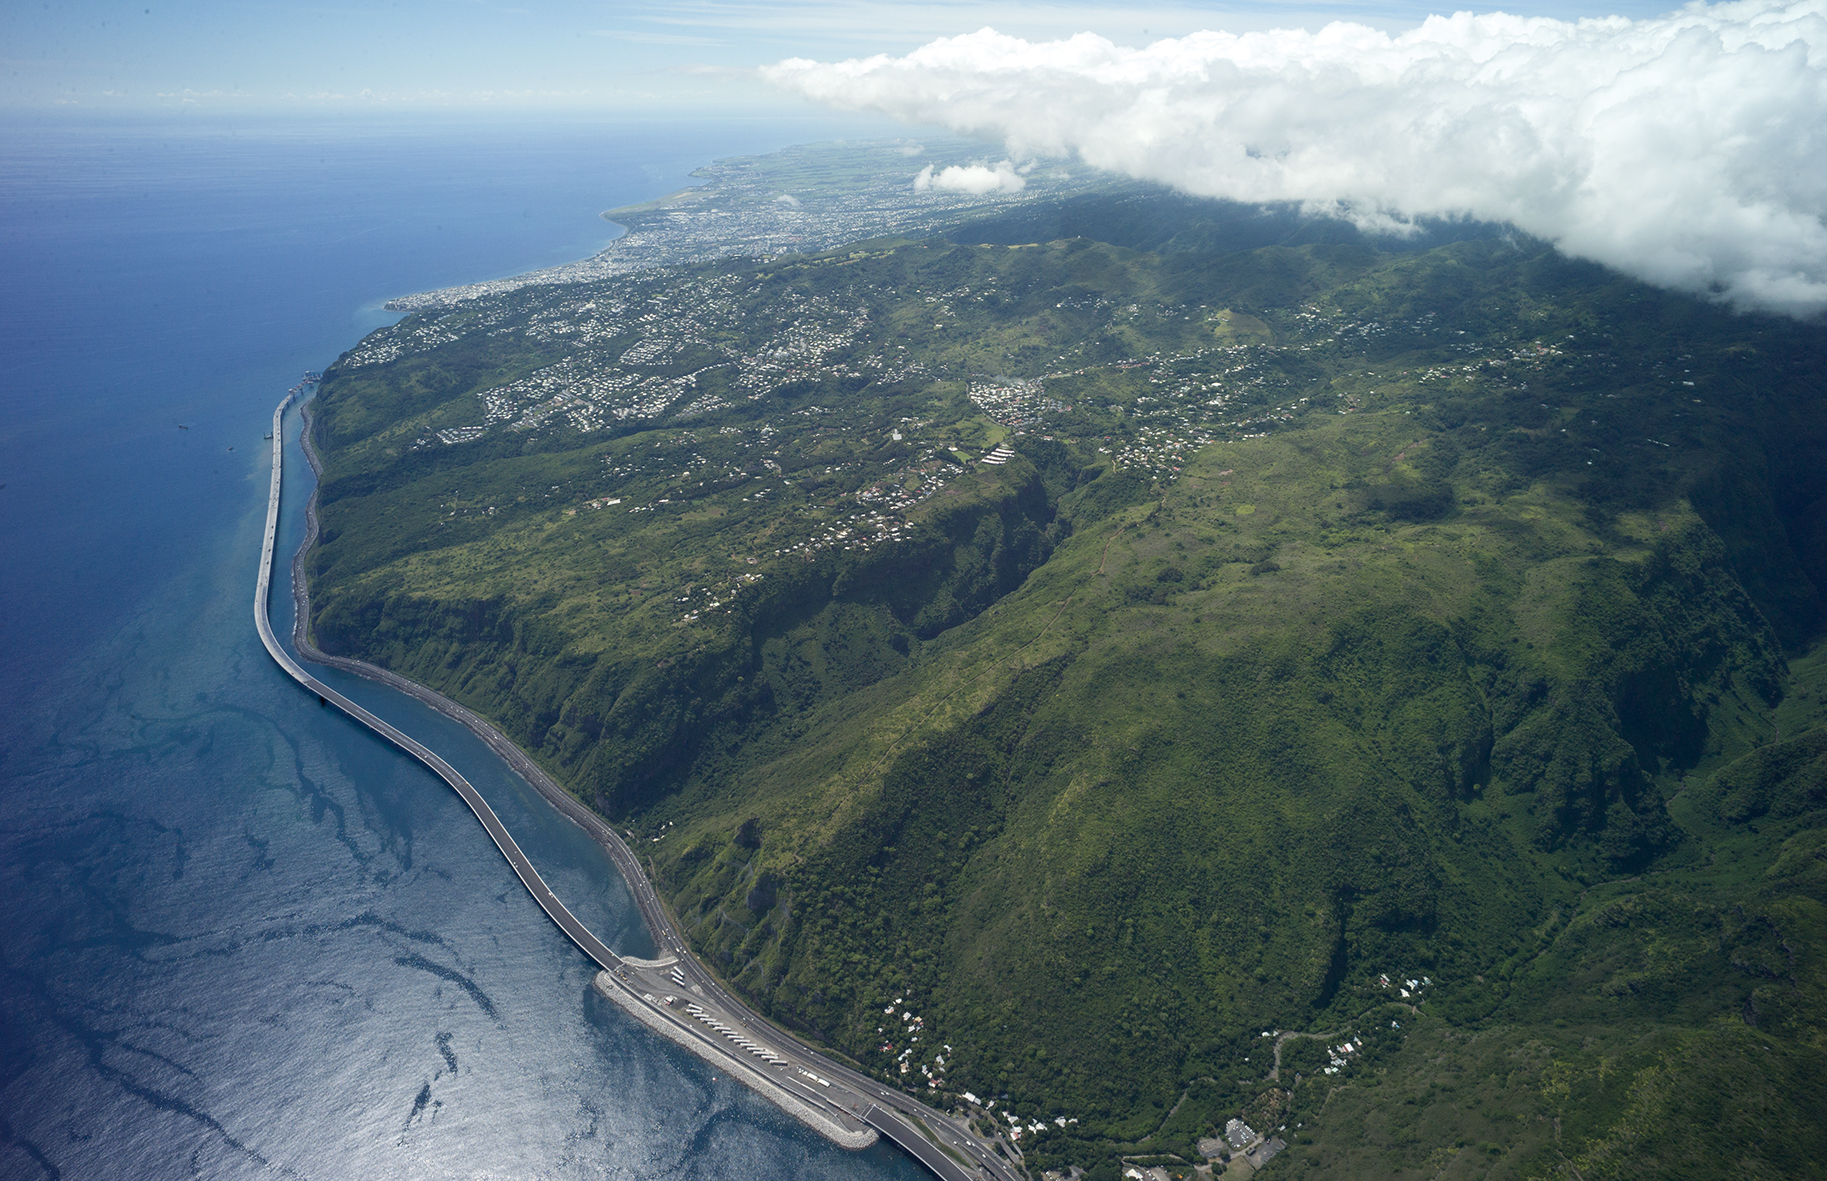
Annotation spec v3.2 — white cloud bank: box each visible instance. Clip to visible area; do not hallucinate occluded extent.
[915,160,1028,193]
[765,0,1827,318]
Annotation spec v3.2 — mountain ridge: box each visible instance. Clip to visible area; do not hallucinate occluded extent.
[304,193,1827,1179]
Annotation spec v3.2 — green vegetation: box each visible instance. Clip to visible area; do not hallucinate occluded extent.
[308,192,1827,1179]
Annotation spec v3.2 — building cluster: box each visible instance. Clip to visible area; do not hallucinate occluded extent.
[967,378,1070,429]
[450,280,879,448]
[880,1000,943,1082]
[1008,1113,1077,1142]
[1378,971,1431,1000]
[1320,1036,1363,1075]
[760,481,934,572]
[1051,298,1499,484]
[1052,341,1302,481]
[1107,423,1217,478]
[382,139,1105,314]
[341,318,464,369]
[1200,1116,1285,1171]
[729,293,873,400]
[368,228,1536,513]
[878,999,964,1095]
[675,571,765,625]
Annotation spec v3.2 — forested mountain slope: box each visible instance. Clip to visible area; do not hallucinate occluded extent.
[308,203,1827,1180]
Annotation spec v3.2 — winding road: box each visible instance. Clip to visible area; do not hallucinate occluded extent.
[257,393,1019,1181]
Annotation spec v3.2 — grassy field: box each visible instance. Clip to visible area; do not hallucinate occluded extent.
[308,199,1827,1178]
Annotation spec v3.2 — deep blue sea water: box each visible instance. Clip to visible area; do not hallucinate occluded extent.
[0,113,930,1180]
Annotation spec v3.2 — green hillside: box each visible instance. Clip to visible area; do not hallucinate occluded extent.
[307,208,1827,1179]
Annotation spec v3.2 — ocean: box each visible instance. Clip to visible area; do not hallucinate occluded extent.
[0,112,930,1180]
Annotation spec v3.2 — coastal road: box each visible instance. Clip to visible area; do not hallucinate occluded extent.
[256,396,620,973]
[866,1104,981,1181]
[259,394,1022,1181]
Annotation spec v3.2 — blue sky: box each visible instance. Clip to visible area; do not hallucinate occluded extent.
[6,0,1689,113]
[14,0,1816,316]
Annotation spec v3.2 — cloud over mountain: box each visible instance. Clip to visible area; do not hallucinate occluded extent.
[765,0,1827,318]
[915,160,1028,193]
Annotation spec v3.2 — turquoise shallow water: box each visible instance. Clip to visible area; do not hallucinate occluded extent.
[0,113,927,1180]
